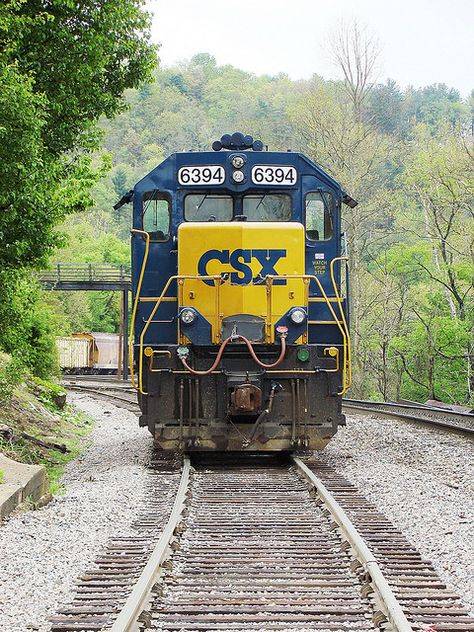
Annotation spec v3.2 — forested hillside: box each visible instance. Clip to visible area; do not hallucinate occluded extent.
[52,51,473,405]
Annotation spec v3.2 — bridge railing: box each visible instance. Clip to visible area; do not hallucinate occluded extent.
[39,263,131,285]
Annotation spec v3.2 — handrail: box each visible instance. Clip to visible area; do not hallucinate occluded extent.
[137,275,222,394]
[330,257,352,388]
[132,259,351,395]
[266,273,351,394]
[39,263,131,283]
[129,229,151,389]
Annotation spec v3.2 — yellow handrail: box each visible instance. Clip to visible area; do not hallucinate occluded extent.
[309,272,350,393]
[132,258,351,395]
[330,257,352,388]
[138,275,178,394]
[266,273,351,394]
[129,229,150,389]
[137,275,221,395]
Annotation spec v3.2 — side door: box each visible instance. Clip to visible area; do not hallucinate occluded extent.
[301,175,341,344]
[132,191,178,345]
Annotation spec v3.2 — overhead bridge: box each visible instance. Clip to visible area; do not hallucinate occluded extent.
[38,263,131,291]
[38,263,131,379]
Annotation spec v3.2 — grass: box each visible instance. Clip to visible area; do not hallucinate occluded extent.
[40,406,94,496]
[0,469,4,484]
[0,377,95,496]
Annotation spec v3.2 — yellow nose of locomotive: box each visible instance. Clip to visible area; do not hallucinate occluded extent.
[177,222,306,344]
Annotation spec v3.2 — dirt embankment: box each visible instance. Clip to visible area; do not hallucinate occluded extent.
[0,373,93,500]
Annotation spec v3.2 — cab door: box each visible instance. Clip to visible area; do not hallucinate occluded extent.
[132,191,178,345]
[301,175,341,344]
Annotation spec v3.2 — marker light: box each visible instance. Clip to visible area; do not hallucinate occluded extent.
[231,155,245,168]
[297,347,310,362]
[232,170,245,183]
[180,308,197,325]
[289,308,306,324]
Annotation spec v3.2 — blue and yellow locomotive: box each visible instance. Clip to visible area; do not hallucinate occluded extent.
[125,132,355,452]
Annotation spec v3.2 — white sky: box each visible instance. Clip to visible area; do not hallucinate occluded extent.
[147,0,474,97]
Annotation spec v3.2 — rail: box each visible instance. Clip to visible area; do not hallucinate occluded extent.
[293,457,414,632]
[343,398,474,435]
[110,455,191,632]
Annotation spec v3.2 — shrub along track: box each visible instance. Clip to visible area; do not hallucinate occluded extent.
[48,452,474,632]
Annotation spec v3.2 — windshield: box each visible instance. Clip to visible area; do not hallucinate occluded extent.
[242,194,291,221]
[184,194,233,221]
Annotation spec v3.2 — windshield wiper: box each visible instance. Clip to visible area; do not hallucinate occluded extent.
[255,193,268,211]
[196,194,208,213]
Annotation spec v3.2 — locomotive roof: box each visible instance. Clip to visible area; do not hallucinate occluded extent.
[115,136,357,209]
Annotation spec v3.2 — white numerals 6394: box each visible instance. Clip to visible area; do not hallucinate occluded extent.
[251,165,297,185]
[178,165,225,185]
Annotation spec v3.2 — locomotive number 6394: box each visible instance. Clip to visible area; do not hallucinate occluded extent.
[124,131,357,455]
[251,165,297,185]
[178,165,225,185]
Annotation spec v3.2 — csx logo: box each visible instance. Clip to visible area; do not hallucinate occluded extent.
[198,249,287,286]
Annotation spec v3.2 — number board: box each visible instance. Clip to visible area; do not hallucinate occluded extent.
[178,166,225,185]
[251,165,297,185]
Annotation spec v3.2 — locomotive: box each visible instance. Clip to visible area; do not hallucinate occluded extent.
[119,133,355,452]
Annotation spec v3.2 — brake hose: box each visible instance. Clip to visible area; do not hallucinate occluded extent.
[179,331,287,376]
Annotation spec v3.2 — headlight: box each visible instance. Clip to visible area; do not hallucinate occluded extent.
[232,170,245,183]
[289,308,306,324]
[180,308,197,325]
[231,155,245,168]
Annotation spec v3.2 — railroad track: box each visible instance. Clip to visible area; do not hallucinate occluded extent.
[63,380,140,414]
[49,454,474,632]
[343,399,474,436]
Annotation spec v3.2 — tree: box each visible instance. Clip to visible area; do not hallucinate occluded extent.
[290,78,399,396]
[0,0,156,372]
[396,125,474,401]
[329,20,380,121]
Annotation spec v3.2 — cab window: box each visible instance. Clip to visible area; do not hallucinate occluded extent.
[242,194,291,221]
[142,192,170,240]
[184,194,233,221]
[305,192,334,241]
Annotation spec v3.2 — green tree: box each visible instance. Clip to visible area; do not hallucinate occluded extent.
[0,0,156,374]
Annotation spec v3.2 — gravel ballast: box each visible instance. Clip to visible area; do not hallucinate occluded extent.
[321,412,474,614]
[1,395,472,628]
[0,394,155,632]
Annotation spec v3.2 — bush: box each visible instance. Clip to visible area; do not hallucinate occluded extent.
[30,376,66,410]
[0,271,60,380]
[0,353,24,403]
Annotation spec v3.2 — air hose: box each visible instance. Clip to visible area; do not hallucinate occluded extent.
[179,328,288,376]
